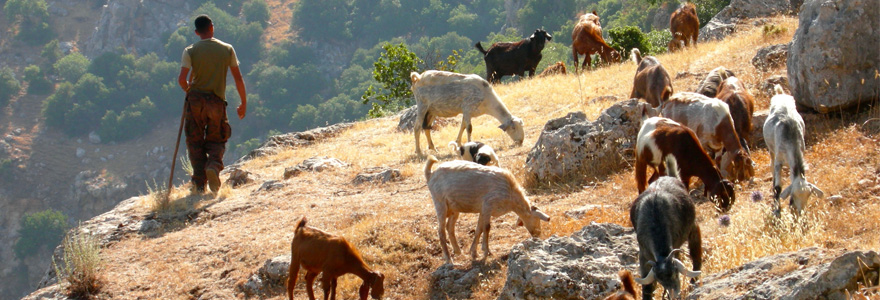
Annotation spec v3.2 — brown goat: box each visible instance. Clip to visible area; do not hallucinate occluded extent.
[636,116,735,211]
[604,270,638,300]
[669,3,699,51]
[538,61,567,77]
[572,11,621,73]
[630,48,673,108]
[716,76,757,183]
[287,217,385,300]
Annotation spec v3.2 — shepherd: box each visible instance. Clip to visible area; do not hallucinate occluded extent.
[177,14,248,193]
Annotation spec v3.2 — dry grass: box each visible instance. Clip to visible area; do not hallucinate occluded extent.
[77,16,880,299]
[54,230,103,298]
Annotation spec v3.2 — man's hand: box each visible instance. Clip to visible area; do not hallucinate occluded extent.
[237,104,246,119]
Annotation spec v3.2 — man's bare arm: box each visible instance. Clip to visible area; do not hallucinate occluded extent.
[178,67,190,92]
[231,65,247,119]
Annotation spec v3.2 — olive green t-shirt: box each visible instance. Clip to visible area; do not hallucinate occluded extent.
[181,38,239,101]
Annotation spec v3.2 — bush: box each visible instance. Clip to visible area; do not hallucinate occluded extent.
[0,67,21,106]
[4,0,53,45]
[607,26,652,61]
[23,65,52,94]
[14,209,68,259]
[242,0,270,27]
[53,230,102,297]
[693,0,730,28]
[54,52,90,82]
[41,39,61,67]
[645,29,673,55]
[99,97,158,142]
[0,158,13,181]
[361,43,422,118]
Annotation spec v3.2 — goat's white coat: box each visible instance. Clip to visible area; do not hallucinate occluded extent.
[411,70,524,154]
[637,117,681,166]
[424,157,549,264]
[448,141,500,167]
[763,86,824,213]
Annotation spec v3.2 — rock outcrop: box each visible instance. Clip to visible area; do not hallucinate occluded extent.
[242,255,290,296]
[241,123,353,161]
[752,43,789,71]
[787,0,880,113]
[525,99,656,182]
[84,0,191,58]
[700,0,792,41]
[499,223,639,299]
[283,157,348,179]
[689,247,880,299]
[353,167,401,185]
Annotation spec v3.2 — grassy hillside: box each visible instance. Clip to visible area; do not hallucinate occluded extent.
[48,16,880,299]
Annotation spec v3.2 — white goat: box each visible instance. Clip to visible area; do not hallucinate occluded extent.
[448,141,500,167]
[763,85,824,214]
[411,70,525,154]
[424,156,549,264]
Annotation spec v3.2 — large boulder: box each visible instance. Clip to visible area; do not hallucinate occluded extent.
[787,0,880,113]
[700,0,792,41]
[498,223,639,299]
[525,99,656,182]
[689,247,880,299]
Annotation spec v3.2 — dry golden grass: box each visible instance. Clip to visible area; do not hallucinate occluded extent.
[85,16,880,299]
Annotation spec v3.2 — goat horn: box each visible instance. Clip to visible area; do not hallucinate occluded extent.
[634,268,656,285]
[674,258,701,278]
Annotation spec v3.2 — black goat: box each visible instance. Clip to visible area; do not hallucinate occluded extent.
[475,29,552,83]
[630,155,702,299]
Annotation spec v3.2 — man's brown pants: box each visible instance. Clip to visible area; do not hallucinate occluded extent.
[184,91,231,188]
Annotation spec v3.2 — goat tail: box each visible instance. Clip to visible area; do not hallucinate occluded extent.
[296,216,308,232]
[619,270,637,298]
[631,48,642,65]
[425,155,439,182]
[773,84,785,95]
[411,72,421,84]
[664,154,680,179]
[475,42,488,55]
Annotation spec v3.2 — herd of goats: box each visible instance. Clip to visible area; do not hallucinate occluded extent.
[282,5,823,300]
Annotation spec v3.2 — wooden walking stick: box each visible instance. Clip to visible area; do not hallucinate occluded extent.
[167,100,186,200]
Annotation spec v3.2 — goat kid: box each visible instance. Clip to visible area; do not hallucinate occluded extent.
[448,141,500,167]
[630,48,673,108]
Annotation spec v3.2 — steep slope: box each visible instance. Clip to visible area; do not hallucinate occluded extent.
[23,16,880,299]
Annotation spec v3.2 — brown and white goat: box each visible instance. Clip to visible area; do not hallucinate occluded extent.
[636,116,735,211]
[630,48,673,108]
[604,270,638,300]
[661,92,755,182]
[448,141,500,167]
[287,217,385,300]
[764,85,824,214]
[425,156,550,264]
[716,76,756,154]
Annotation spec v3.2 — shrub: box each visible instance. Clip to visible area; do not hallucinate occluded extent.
[23,65,52,94]
[99,97,158,142]
[4,0,53,45]
[41,39,61,67]
[645,29,673,55]
[242,0,270,27]
[607,26,652,61]
[54,52,90,82]
[53,229,102,297]
[145,179,171,213]
[0,67,21,106]
[14,209,68,259]
[361,43,422,118]
[0,158,13,181]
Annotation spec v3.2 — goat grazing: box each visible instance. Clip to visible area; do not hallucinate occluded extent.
[424,156,550,264]
[764,85,824,214]
[448,141,500,167]
[630,48,673,108]
[411,70,524,154]
[695,66,735,98]
[630,154,702,299]
[287,217,385,300]
[604,270,638,300]
[661,92,755,182]
[572,11,621,72]
[669,2,699,51]
[636,116,735,211]
[716,76,756,154]
[475,29,552,83]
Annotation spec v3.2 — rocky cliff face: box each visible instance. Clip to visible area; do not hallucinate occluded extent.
[84,0,191,58]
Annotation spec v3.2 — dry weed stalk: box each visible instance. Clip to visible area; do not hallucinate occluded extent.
[53,229,103,298]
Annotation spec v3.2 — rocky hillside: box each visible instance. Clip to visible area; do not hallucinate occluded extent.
[21,6,880,299]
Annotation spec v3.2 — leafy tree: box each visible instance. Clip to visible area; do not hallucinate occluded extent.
[607,26,652,61]
[0,67,22,106]
[4,0,53,45]
[361,43,422,118]
[23,65,52,94]
[692,0,730,28]
[41,39,62,67]
[164,31,189,60]
[292,0,352,41]
[87,52,135,82]
[54,53,90,83]
[13,209,68,259]
[447,4,479,37]
[242,0,270,27]
[517,0,576,35]
[99,97,158,142]
[646,29,672,55]
[42,82,73,128]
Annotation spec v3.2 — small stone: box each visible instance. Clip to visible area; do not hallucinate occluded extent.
[88,131,101,144]
[76,148,86,158]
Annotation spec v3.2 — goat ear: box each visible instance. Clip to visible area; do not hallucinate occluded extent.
[517,219,524,227]
[809,183,824,198]
[499,120,512,131]
[532,206,551,222]
[780,185,793,200]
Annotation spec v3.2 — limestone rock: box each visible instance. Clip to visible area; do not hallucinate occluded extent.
[84,0,190,58]
[498,223,639,299]
[526,99,656,181]
[752,43,789,71]
[242,255,291,296]
[353,167,401,185]
[397,105,418,132]
[430,260,505,300]
[688,248,880,299]
[242,123,353,162]
[760,75,791,97]
[88,131,101,144]
[283,156,347,179]
[255,180,285,193]
[700,0,792,41]
[787,0,880,113]
[75,148,85,158]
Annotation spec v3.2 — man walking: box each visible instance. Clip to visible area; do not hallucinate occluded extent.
[178,14,247,193]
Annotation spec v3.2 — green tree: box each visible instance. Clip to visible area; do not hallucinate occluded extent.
[607,26,652,61]
[54,52,90,82]
[692,0,730,27]
[42,82,73,128]
[4,0,53,45]
[361,43,422,118]
[24,65,52,94]
[0,67,22,106]
[13,209,68,259]
[242,0,270,27]
[41,39,62,67]
[517,0,576,35]
[292,0,352,41]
